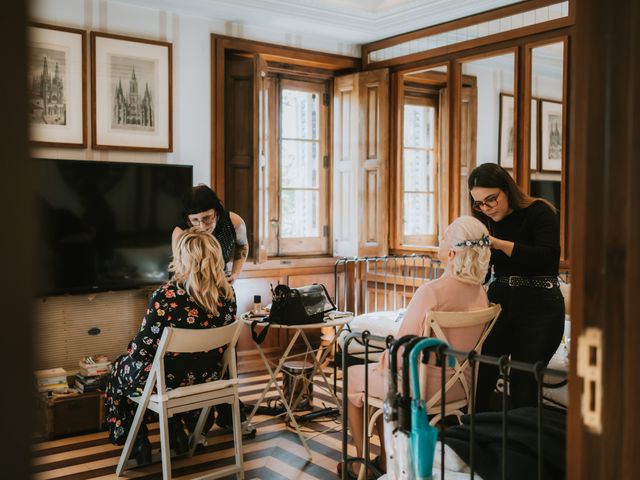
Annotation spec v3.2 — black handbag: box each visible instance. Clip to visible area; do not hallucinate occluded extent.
[251,283,336,344]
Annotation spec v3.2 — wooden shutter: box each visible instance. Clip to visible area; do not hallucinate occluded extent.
[332,69,390,257]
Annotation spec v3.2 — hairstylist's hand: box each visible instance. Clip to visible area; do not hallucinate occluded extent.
[227,273,238,284]
[488,235,514,257]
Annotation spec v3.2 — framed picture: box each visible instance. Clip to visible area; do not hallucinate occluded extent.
[91,32,172,151]
[540,99,563,172]
[499,93,539,170]
[498,93,515,168]
[28,23,87,147]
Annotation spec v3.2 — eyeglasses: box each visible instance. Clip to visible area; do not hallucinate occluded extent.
[189,212,217,227]
[472,192,500,212]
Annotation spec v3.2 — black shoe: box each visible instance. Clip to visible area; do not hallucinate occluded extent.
[215,403,257,439]
[132,432,152,465]
[168,418,189,455]
[336,461,358,480]
[216,419,257,439]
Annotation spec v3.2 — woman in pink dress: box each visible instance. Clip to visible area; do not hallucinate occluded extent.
[340,215,492,479]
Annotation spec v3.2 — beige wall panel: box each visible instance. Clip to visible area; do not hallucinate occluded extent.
[233,276,281,353]
[34,289,150,371]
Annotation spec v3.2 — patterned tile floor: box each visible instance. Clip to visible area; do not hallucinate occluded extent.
[32,369,380,480]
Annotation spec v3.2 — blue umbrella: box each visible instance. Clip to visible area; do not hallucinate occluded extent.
[395,337,424,479]
[408,338,454,480]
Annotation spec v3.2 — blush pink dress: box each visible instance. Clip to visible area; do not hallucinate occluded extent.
[347,271,489,408]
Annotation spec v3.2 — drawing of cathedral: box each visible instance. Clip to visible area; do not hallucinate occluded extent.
[30,55,66,125]
[113,67,154,128]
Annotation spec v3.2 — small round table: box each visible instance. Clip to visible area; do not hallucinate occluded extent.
[240,312,352,460]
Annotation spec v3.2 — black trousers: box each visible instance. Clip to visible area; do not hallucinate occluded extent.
[475,282,565,412]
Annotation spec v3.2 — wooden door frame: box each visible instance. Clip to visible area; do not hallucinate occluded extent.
[568,0,640,477]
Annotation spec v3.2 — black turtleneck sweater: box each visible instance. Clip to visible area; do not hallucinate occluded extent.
[488,201,560,278]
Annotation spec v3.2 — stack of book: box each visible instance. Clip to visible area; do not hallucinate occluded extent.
[34,367,69,393]
[74,373,108,393]
[78,355,112,376]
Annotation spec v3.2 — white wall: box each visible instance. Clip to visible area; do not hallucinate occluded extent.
[29,0,361,183]
[30,0,212,183]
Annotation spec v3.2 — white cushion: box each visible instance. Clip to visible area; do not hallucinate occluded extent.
[146,379,237,403]
[339,310,405,357]
[349,310,406,337]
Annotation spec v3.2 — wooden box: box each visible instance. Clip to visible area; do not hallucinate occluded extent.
[37,390,105,439]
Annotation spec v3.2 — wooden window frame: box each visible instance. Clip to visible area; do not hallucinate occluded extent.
[210,34,359,263]
[362,0,575,70]
[384,26,573,266]
[524,36,570,262]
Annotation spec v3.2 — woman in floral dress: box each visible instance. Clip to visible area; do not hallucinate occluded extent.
[105,229,236,450]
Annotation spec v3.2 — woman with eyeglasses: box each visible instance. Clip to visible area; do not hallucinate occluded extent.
[468,162,565,412]
[172,185,255,437]
[172,185,249,285]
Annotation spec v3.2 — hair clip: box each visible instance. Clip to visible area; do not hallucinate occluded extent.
[455,234,490,248]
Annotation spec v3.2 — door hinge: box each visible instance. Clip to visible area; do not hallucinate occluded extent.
[577,327,603,434]
[323,155,329,168]
[323,93,330,106]
[323,225,328,237]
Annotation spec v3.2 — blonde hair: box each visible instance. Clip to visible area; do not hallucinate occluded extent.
[443,216,491,285]
[169,229,234,315]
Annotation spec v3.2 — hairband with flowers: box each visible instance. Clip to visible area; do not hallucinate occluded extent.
[454,234,491,248]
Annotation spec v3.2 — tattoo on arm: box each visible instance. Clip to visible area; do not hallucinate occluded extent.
[233,218,249,261]
[234,243,249,260]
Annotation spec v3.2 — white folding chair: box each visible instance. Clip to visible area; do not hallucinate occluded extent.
[116,319,244,480]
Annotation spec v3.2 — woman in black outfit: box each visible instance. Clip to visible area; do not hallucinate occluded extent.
[469,163,565,411]
[172,185,255,436]
[172,185,249,284]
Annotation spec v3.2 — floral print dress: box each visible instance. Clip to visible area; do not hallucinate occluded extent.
[105,282,236,445]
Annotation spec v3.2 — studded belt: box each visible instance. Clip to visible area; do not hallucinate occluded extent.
[494,275,560,289]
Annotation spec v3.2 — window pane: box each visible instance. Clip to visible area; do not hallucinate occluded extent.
[403,193,435,236]
[281,139,319,188]
[403,149,434,192]
[403,104,434,148]
[281,89,319,140]
[280,190,319,238]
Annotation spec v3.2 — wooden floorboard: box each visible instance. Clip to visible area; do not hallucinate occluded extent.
[31,369,366,480]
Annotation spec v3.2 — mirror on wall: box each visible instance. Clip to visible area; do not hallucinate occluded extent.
[459,51,516,215]
[529,41,565,216]
[398,65,447,248]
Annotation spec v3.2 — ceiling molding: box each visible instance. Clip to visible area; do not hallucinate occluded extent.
[111,0,525,44]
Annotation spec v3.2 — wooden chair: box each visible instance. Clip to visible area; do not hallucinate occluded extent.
[419,303,501,423]
[116,320,244,480]
[363,304,501,477]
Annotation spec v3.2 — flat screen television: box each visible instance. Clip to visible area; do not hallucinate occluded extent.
[34,158,193,295]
